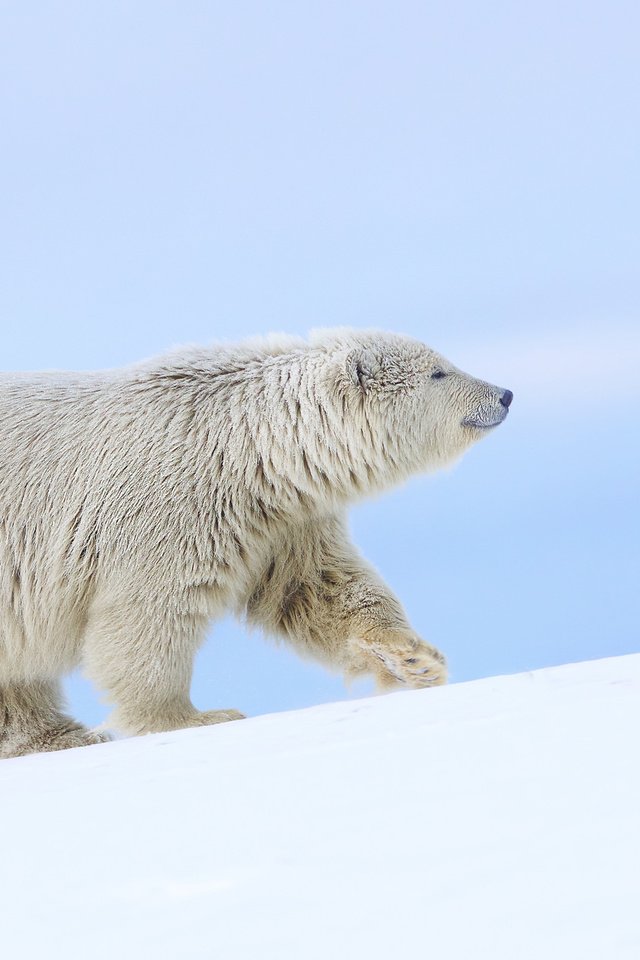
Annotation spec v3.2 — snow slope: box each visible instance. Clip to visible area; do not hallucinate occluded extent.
[1,655,639,960]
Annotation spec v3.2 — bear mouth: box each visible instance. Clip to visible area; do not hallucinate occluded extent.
[462,408,509,430]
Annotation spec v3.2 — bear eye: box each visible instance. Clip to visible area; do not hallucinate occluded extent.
[431,370,447,380]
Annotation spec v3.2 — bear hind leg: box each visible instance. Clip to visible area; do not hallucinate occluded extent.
[0,678,110,759]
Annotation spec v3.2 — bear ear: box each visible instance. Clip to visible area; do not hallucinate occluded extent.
[346,348,379,392]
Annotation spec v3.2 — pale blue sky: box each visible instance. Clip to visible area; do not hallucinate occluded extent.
[1,2,638,725]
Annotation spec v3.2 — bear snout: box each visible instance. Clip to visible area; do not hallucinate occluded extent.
[461,383,512,430]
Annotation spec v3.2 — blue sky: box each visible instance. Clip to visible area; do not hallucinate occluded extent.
[1,2,638,726]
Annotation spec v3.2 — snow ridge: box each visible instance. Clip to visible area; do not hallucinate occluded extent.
[1,654,639,960]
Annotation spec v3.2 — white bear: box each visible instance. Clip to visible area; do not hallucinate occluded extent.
[0,329,512,757]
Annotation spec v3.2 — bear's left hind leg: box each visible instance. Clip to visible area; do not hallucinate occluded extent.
[0,679,110,759]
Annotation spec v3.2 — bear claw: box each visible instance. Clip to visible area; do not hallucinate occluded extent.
[355,628,448,690]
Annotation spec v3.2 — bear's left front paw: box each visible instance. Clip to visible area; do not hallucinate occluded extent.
[194,709,246,726]
[354,628,447,690]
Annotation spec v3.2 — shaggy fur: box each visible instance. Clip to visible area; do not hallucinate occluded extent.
[0,329,511,758]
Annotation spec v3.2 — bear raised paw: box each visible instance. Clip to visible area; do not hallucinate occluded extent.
[0,329,512,757]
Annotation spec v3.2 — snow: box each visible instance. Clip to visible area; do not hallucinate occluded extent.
[1,654,639,959]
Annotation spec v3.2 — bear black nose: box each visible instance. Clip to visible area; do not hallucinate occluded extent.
[500,389,513,408]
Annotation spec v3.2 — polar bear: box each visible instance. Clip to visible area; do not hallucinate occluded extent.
[0,329,512,758]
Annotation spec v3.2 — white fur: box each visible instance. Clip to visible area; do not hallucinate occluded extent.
[0,329,510,757]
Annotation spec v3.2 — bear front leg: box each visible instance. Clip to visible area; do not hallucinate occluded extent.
[246,516,447,691]
[350,626,447,689]
[83,595,244,737]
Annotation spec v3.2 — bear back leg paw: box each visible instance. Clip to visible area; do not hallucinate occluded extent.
[2,722,112,759]
[0,679,112,759]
